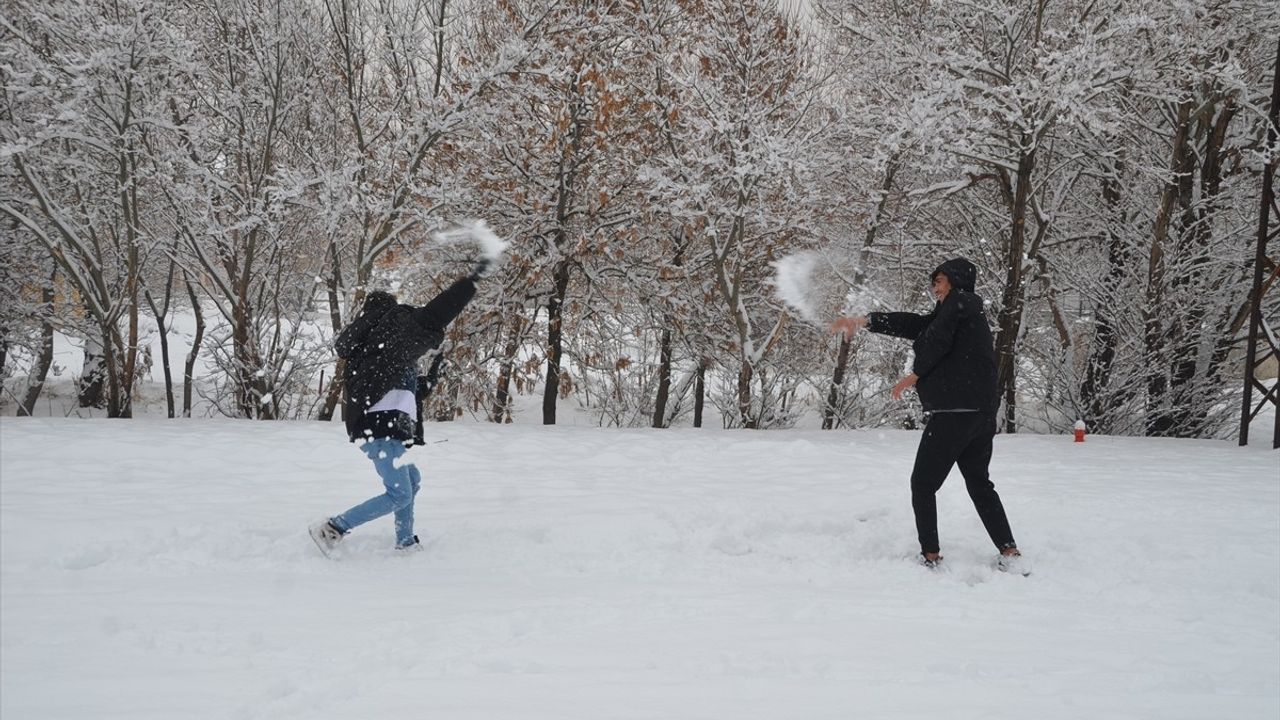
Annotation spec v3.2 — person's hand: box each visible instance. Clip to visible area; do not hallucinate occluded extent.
[891,373,918,401]
[829,315,868,339]
[468,258,492,281]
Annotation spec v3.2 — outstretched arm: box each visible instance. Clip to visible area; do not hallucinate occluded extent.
[868,311,934,340]
[830,310,935,341]
[413,277,477,331]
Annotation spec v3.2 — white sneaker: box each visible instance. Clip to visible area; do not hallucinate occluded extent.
[996,551,1031,576]
[309,520,344,557]
[395,535,424,554]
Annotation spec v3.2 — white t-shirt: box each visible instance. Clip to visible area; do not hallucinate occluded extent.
[366,389,416,416]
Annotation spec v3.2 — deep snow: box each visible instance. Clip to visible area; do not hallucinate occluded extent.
[1,417,1277,719]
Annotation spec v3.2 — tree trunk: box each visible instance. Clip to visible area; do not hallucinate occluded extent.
[491,307,532,424]
[1080,151,1131,434]
[318,243,347,422]
[693,358,706,429]
[320,361,346,423]
[652,326,673,428]
[18,277,55,417]
[542,260,571,425]
[1145,98,1194,436]
[119,246,139,419]
[736,361,755,429]
[183,276,205,418]
[100,322,125,418]
[822,335,851,430]
[154,306,175,419]
[77,332,107,409]
[993,145,1037,433]
[232,308,274,420]
[492,343,517,424]
[232,301,258,418]
[540,88,588,426]
[144,259,178,418]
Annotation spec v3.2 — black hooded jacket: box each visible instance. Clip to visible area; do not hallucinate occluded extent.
[866,258,998,413]
[336,278,476,443]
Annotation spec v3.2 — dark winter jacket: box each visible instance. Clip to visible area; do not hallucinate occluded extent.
[336,278,476,443]
[867,258,998,413]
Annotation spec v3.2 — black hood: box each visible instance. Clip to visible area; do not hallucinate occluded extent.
[361,290,398,317]
[930,258,977,293]
[334,290,399,360]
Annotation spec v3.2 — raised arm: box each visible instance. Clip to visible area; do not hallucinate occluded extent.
[412,277,477,332]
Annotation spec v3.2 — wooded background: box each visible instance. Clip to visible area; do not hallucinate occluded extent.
[3,0,1277,438]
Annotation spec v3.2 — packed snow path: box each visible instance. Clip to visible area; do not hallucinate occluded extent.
[2,418,1276,718]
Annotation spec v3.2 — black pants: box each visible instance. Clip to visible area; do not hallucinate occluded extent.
[910,411,1015,555]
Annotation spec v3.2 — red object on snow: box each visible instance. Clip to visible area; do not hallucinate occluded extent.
[1074,420,1087,443]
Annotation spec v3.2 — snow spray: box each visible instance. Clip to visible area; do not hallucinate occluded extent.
[772,252,822,325]
[432,220,509,262]
[773,250,889,327]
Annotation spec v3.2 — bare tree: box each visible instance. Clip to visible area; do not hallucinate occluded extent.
[649,0,832,428]
[1,0,194,417]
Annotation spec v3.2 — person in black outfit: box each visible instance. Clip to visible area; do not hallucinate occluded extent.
[309,261,488,556]
[830,258,1022,571]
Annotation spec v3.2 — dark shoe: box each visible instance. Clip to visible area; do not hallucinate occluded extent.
[919,552,944,570]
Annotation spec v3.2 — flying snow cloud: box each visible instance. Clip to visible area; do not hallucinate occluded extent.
[433,220,509,262]
[772,252,821,325]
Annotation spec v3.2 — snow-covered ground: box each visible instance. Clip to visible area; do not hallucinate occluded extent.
[2,417,1276,719]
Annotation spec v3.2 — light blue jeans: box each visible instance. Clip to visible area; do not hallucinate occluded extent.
[331,439,422,547]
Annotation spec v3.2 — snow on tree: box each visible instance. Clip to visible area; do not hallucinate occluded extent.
[643,0,834,428]
[3,0,1273,441]
[2,0,198,417]
[443,0,653,426]
[815,0,1278,437]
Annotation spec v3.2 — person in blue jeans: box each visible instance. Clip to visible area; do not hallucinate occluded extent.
[310,262,487,556]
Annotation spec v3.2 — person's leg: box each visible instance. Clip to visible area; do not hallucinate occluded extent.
[909,414,968,556]
[331,439,415,535]
[391,464,422,547]
[956,412,1016,551]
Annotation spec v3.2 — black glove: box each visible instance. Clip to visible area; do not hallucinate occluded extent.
[468,258,492,281]
[416,354,446,402]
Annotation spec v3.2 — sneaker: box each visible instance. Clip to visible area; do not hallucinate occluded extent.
[395,535,423,553]
[996,548,1031,576]
[309,519,345,557]
[918,552,944,570]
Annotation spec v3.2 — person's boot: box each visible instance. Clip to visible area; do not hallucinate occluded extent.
[996,546,1030,576]
[395,535,423,554]
[919,551,944,570]
[309,520,345,557]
